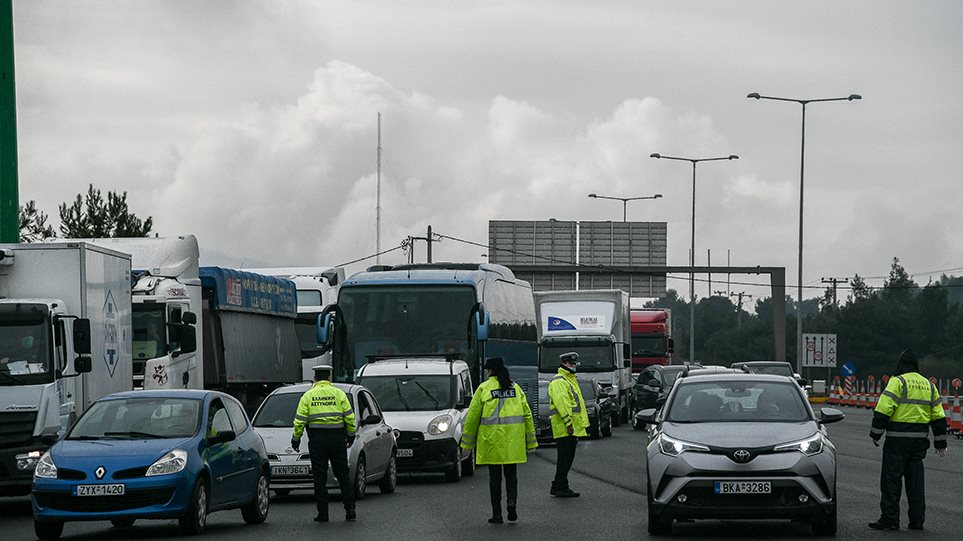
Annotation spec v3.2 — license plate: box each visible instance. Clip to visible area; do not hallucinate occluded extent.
[714,481,771,494]
[75,484,125,496]
[396,448,413,457]
[272,465,310,476]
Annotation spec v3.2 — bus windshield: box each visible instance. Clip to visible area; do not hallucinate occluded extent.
[335,286,477,381]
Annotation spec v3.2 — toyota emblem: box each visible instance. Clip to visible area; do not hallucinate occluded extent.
[733,449,751,463]
[95,466,107,479]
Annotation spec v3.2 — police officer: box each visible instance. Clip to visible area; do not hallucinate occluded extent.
[548,351,588,498]
[291,364,357,523]
[461,357,537,524]
[868,349,948,531]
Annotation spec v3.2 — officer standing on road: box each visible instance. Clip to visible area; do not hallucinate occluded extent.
[548,351,588,498]
[869,349,948,531]
[291,364,357,523]
[461,357,538,524]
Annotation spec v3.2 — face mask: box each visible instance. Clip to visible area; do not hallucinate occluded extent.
[561,363,577,374]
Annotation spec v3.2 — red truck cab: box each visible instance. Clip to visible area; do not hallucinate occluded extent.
[630,309,673,372]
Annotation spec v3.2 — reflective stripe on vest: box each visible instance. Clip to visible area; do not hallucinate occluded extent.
[479,387,528,426]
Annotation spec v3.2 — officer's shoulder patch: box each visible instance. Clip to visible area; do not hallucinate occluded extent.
[491,388,517,399]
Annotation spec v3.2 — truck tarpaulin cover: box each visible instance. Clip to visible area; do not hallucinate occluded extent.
[199,267,297,318]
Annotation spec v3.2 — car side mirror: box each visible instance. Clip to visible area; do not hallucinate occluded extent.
[797,378,809,387]
[73,356,92,374]
[655,396,667,407]
[177,324,197,355]
[362,414,383,426]
[819,407,845,425]
[635,408,658,425]
[209,430,237,444]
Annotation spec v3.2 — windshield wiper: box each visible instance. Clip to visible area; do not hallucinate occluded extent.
[394,379,412,411]
[412,381,439,409]
[103,431,167,439]
[0,370,26,385]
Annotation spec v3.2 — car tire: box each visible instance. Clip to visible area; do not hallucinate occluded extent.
[273,489,290,497]
[462,448,476,477]
[354,455,367,500]
[445,448,462,482]
[178,477,209,535]
[811,503,837,535]
[589,416,601,439]
[34,520,63,540]
[601,415,613,438]
[241,470,270,525]
[110,518,136,528]
[378,453,397,493]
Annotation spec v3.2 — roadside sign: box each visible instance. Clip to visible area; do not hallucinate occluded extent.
[840,362,856,377]
[868,375,876,382]
[803,334,838,368]
[882,374,890,383]
[929,376,938,386]
[953,378,962,389]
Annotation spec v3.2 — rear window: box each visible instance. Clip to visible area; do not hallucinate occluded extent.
[666,380,809,423]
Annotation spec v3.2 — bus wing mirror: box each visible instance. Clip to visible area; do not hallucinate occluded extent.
[475,311,490,342]
[178,325,197,354]
[72,319,91,354]
[317,311,334,345]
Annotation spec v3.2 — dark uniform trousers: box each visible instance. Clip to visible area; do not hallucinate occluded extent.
[880,438,927,527]
[554,436,578,489]
[488,464,518,510]
[307,427,355,516]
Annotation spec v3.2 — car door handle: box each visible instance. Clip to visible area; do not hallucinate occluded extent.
[376,431,382,436]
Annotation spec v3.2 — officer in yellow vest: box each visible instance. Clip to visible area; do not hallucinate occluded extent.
[292,364,357,523]
[868,349,948,531]
[461,357,537,523]
[548,351,589,498]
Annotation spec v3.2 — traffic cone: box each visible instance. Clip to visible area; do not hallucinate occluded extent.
[829,385,838,405]
[950,395,962,434]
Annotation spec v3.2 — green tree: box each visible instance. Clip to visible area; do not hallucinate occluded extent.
[882,257,916,302]
[59,184,153,238]
[847,274,872,304]
[18,200,56,242]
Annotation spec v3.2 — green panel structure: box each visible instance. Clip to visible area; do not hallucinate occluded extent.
[0,0,18,242]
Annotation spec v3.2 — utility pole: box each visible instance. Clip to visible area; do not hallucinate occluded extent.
[730,291,753,328]
[0,0,18,243]
[376,112,382,264]
[707,249,711,297]
[821,277,849,309]
[407,225,436,263]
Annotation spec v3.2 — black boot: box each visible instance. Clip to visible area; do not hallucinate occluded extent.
[345,508,356,522]
[488,514,503,524]
[555,487,580,498]
[868,520,898,531]
[550,481,560,496]
[507,501,517,522]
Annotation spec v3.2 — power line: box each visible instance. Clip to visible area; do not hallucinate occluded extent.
[337,244,405,267]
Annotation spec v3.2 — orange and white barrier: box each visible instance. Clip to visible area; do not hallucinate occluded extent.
[950,395,962,434]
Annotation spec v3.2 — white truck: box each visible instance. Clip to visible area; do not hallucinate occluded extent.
[248,266,345,381]
[58,235,204,391]
[0,243,135,496]
[535,289,632,425]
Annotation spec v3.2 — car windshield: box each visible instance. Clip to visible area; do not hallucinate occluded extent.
[68,398,202,439]
[661,368,684,386]
[666,380,810,423]
[745,364,794,378]
[361,375,453,411]
[253,391,355,427]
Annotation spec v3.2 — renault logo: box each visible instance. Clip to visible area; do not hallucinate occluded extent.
[733,450,751,463]
[95,466,107,480]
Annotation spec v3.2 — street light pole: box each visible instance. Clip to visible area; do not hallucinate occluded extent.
[587,193,663,222]
[747,92,860,375]
[649,153,738,364]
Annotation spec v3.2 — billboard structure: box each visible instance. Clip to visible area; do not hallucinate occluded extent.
[487,220,667,297]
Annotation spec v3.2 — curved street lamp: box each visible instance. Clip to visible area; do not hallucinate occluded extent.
[649,152,739,364]
[747,92,860,375]
[587,193,663,222]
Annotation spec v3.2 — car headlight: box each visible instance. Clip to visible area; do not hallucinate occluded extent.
[427,414,453,435]
[773,433,823,456]
[146,449,188,476]
[657,433,709,457]
[33,453,57,479]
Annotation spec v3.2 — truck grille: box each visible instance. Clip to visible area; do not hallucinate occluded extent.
[0,411,38,449]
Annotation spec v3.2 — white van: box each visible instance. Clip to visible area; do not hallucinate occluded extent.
[357,358,475,482]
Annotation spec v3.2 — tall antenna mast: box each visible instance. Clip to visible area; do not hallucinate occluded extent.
[376,112,382,264]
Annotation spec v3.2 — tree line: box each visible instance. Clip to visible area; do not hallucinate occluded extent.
[19,184,153,241]
[644,257,963,380]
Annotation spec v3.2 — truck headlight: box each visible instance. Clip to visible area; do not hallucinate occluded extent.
[146,449,188,476]
[773,433,823,456]
[657,433,709,457]
[427,414,453,435]
[33,453,58,479]
[16,450,44,471]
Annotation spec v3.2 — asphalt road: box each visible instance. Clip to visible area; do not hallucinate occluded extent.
[3,407,961,540]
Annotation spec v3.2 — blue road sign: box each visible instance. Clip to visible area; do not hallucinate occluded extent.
[840,362,856,377]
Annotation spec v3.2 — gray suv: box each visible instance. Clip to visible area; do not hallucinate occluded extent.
[636,373,844,536]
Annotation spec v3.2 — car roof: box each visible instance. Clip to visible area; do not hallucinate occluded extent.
[267,382,364,396]
[358,359,469,376]
[102,389,216,401]
[731,361,791,367]
[679,373,798,384]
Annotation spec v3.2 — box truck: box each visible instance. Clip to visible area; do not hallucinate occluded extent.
[535,289,632,424]
[0,243,134,495]
[630,308,674,372]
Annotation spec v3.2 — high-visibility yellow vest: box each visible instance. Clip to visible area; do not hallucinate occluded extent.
[548,369,589,439]
[293,381,356,439]
[460,376,537,464]
[872,372,945,441]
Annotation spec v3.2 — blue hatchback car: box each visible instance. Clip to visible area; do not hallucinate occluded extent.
[32,390,270,539]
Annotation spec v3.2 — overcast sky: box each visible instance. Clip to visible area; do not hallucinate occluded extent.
[12,1,963,304]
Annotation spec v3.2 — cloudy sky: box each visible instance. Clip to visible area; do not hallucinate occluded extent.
[12,1,963,303]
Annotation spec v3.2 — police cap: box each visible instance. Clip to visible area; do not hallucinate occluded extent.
[559,352,579,364]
